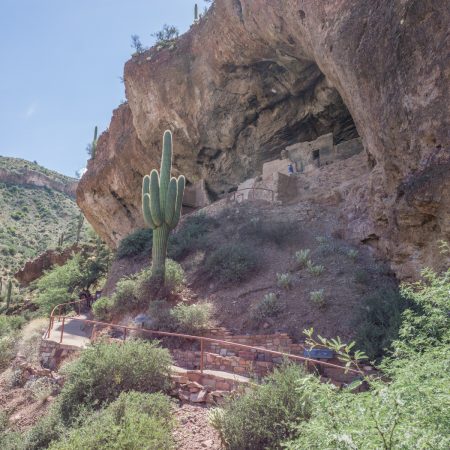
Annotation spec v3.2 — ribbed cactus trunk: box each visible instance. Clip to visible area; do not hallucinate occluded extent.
[142,130,185,285]
[152,224,170,280]
[6,280,12,309]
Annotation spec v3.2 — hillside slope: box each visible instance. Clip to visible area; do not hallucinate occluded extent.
[0,156,84,275]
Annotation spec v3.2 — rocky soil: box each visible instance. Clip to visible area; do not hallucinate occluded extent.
[173,403,222,450]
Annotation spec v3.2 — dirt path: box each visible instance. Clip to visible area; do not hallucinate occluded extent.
[173,403,222,450]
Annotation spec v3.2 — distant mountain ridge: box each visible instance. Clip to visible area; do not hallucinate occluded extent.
[0,156,85,276]
[0,157,77,197]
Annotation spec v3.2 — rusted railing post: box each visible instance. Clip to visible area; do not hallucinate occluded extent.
[200,338,204,373]
[59,317,66,343]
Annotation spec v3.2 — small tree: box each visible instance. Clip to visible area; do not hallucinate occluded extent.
[130,34,146,54]
[152,24,179,47]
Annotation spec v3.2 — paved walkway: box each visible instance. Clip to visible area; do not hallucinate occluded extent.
[45,314,91,348]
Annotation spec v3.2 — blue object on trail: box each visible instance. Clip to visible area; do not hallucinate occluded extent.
[303,348,334,359]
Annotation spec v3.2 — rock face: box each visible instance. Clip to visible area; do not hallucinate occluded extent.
[15,244,81,286]
[0,167,77,197]
[78,0,449,278]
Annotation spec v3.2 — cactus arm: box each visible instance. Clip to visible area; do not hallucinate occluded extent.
[143,194,157,229]
[169,175,185,229]
[159,130,172,213]
[165,177,178,227]
[149,170,163,226]
[142,174,150,196]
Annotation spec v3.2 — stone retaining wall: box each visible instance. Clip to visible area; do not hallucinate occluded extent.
[39,339,80,370]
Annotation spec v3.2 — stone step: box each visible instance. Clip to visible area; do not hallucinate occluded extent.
[170,365,251,404]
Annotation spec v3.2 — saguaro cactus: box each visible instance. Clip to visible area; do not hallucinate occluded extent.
[142,130,185,283]
[6,280,12,309]
[194,3,199,22]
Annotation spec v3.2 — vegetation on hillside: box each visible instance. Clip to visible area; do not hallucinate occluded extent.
[210,267,450,449]
[0,157,88,276]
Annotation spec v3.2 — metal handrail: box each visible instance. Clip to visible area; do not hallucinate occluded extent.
[46,298,89,339]
[46,311,362,376]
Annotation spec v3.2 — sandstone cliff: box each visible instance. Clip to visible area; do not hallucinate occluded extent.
[78,0,449,279]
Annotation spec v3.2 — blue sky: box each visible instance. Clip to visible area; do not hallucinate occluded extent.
[0,0,210,177]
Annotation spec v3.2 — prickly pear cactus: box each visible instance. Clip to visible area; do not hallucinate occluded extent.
[142,130,185,283]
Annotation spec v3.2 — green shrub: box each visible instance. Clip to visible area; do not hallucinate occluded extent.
[204,243,259,284]
[346,248,359,260]
[294,249,310,268]
[239,217,297,247]
[114,277,139,308]
[170,303,212,334]
[251,292,283,322]
[168,213,217,260]
[92,296,114,321]
[306,261,324,276]
[396,268,450,355]
[309,289,326,308]
[164,259,185,293]
[284,346,450,450]
[210,364,313,450]
[116,228,152,259]
[23,407,66,450]
[49,392,174,450]
[355,288,406,360]
[284,268,450,450]
[35,255,83,314]
[276,272,292,289]
[0,334,17,372]
[56,340,172,423]
[135,260,185,299]
[353,268,370,285]
[0,314,25,337]
[147,300,174,331]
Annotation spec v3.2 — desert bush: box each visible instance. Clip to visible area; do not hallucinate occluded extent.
[353,268,370,285]
[204,243,259,284]
[239,217,297,247]
[0,314,25,337]
[284,268,450,450]
[294,249,310,268]
[170,303,212,334]
[168,213,217,260]
[35,255,83,314]
[276,272,292,289]
[306,261,324,276]
[346,248,359,260]
[396,267,450,355]
[164,259,186,293]
[92,296,114,321]
[56,340,172,423]
[48,392,174,450]
[23,407,66,450]
[135,260,185,299]
[210,364,313,450]
[0,334,17,372]
[152,24,179,47]
[309,289,326,308]
[27,378,56,404]
[116,228,152,259]
[113,277,139,309]
[16,318,48,366]
[355,288,407,360]
[147,300,174,331]
[251,292,283,322]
